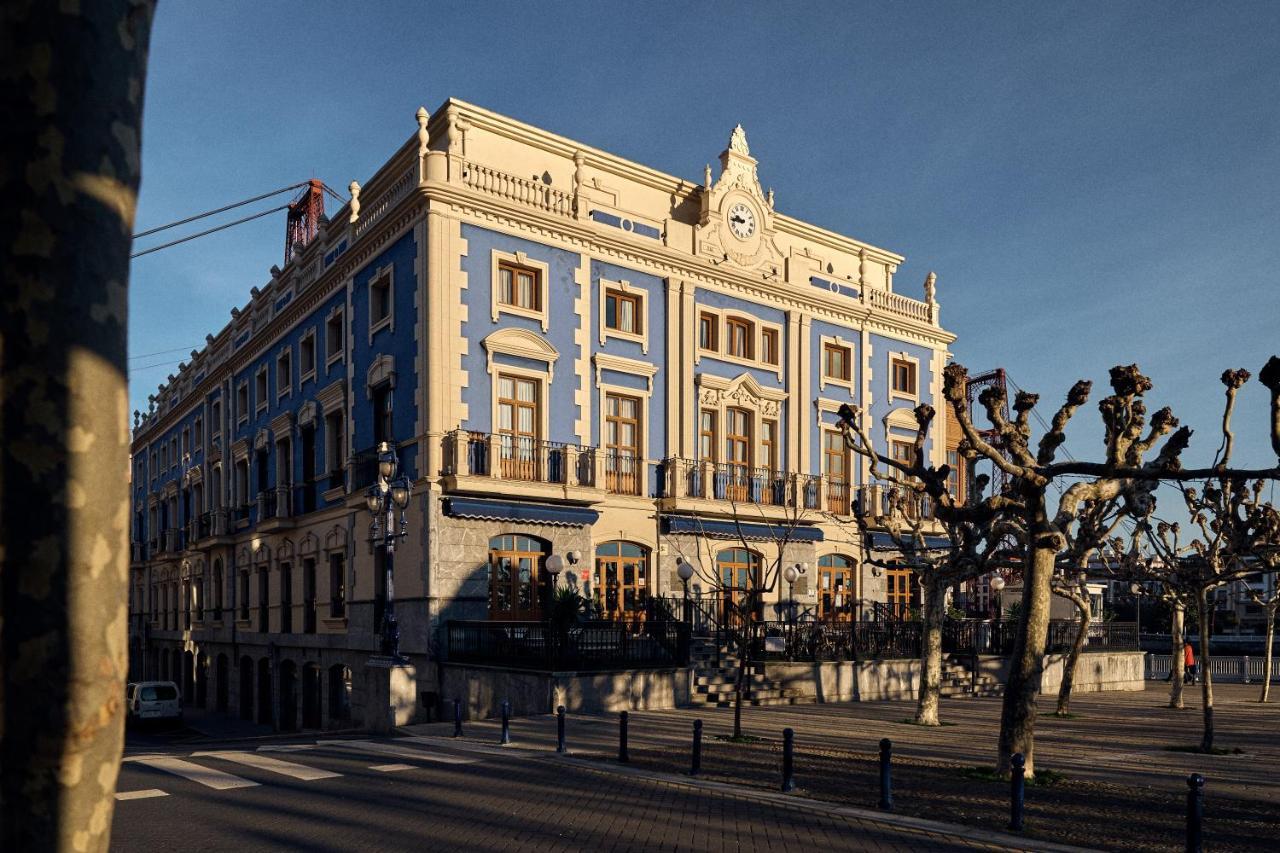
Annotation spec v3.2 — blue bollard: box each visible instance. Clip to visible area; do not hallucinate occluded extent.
[691,719,703,776]
[781,728,796,792]
[500,700,511,745]
[453,698,463,737]
[556,704,567,754]
[879,738,893,810]
[619,711,630,763]
[1186,773,1204,853]
[1009,752,1026,831]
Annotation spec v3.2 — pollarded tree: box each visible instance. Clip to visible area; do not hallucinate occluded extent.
[1050,499,1129,717]
[942,362,1194,776]
[835,402,1022,726]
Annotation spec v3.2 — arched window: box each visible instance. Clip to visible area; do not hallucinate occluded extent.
[594,541,649,621]
[817,554,856,621]
[715,548,760,610]
[488,534,549,620]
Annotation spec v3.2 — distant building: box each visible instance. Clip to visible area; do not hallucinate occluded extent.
[128,99,956,728]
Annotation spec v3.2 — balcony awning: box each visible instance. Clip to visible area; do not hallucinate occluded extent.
[443,497,599,527]
[866,530,952,551]
[661,516,824,542]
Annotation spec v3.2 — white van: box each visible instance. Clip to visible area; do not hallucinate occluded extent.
[127,681,183,722]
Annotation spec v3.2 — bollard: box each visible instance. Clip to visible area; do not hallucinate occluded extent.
[618,711,630,763]
[1186,773,1204,853]
[556,704,567,754]
[453,699,463,738]
[1009,752,1026,831]
[691,719,703,776]
[500,700,511,745]
[1243,656,1251,684]
[878,738,893,811]
[781,728,796,792]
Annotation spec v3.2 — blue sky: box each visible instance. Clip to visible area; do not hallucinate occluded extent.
[130,1,1280,485]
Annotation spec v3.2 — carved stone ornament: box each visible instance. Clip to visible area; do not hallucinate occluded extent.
[729,124,750,155]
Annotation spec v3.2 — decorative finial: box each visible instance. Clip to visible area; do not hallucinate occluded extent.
[729,124,749,155]
[134,410,141,428]
[349,180,361,223]
[766,188,774,209]
[924,271,937,304]
[704,163,712,188]
[416,106,430,156]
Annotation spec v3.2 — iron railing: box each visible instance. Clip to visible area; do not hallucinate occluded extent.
[657,458,826,510]
[447,619,689,671]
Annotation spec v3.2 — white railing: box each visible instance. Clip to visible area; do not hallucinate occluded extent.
[867,288,933,324]
[1147,653,1279,683]
[461,161,573,217]
[353,166,417,239]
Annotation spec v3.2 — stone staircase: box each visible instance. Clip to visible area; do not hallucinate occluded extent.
[688,639,807,708]
[939,656,1004,699]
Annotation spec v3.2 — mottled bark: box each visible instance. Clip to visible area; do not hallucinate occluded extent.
[1169,603,1186,709]
[1055,596,1091,716]
[1197,590,1215,752]
[914,576,947,726]
[1262,604,1275,703]
[997,536,1055,777]
[1,2,154,851]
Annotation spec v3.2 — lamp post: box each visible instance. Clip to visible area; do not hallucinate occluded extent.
[1130,581,1143,640]
[990,575,1006,619]
[365,440,411,663]
[677,557,695,625]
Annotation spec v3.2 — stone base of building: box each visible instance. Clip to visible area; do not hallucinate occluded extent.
[441,663,693,719]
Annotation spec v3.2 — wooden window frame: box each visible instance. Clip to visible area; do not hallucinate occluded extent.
[889,354,920,402]
[276,347,292,402]
[254,366,268,416]
[488,534,548,620]
[604,392,642,495]
[761,327,779,366]
[325,307,345,367]
[725,317,754,360]
[299,329,317,384]
[823,343,851,383]
[605,289,642,335]
[496,373,541,481]
[490,251,551,329]
[761,418,778,473]
[699,408,718,463]
[698,312,718,353]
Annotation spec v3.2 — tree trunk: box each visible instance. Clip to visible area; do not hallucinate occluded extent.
[1055,597,1091,716]
[2,4,154,852]
[996,538,1055,777]
[914,576,946,726]
[732,632,745,739]
[1197,589,1214,753]
[1169,602,1185,709]
[1261,604,1275,704]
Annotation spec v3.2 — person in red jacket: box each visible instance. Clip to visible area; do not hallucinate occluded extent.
[1184,641,1197,684]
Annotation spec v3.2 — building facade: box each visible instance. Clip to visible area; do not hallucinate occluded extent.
[128,99,956,729]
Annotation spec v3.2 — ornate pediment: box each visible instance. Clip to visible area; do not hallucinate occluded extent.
[696,372,787,418]
[696,125,783,272]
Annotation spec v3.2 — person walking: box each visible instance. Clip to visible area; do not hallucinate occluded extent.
[1184,640,1197,684]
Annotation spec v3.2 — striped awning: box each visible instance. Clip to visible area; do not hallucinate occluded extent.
[443,497,599,527]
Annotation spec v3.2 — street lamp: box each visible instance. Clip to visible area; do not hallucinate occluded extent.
[1130,581,1143,639]
[365,440,410,663]
[990,575,1006,620]
[677,557,696,624]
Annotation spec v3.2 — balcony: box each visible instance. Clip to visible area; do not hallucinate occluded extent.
[131,541,146,564]
[440,431,620,504]
[257,485,295,532]
[656,458,833,519]
[853,483,937,524]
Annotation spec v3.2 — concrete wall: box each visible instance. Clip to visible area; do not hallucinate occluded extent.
[440,663,692,719]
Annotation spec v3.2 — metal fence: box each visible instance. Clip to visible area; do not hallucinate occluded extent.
[447,619,688,671]
[1147,653,1280,683]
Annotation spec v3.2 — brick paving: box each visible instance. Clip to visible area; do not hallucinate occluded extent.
[404,682,1280,851]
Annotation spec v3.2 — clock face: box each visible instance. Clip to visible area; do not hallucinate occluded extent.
[727,202,756,240]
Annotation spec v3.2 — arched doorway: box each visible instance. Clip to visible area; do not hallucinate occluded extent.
[196,653,210,708]
[593,541,650,622]
[488,534,549,620]
[715,547,761,615]
[302,664,322,729]
[327,664,351,727]
[238,656,253,720]
[817,554,857,621]
[257,658,273,726]
[215,654,229,713]
[278,661,298,732]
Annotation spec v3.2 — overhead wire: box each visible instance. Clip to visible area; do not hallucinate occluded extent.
[131,204,290,259]
[132,183,308,239]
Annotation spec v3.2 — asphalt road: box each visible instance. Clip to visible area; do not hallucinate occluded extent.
[110,729,1016,852]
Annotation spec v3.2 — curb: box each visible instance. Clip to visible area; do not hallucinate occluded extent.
[397,731,1098,853]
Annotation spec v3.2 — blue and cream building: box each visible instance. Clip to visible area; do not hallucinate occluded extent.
[128,99,956,728]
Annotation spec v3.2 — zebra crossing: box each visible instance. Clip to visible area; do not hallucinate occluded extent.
[116,738,482,801]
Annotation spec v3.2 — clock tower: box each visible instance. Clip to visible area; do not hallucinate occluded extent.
[696,125,782,271]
